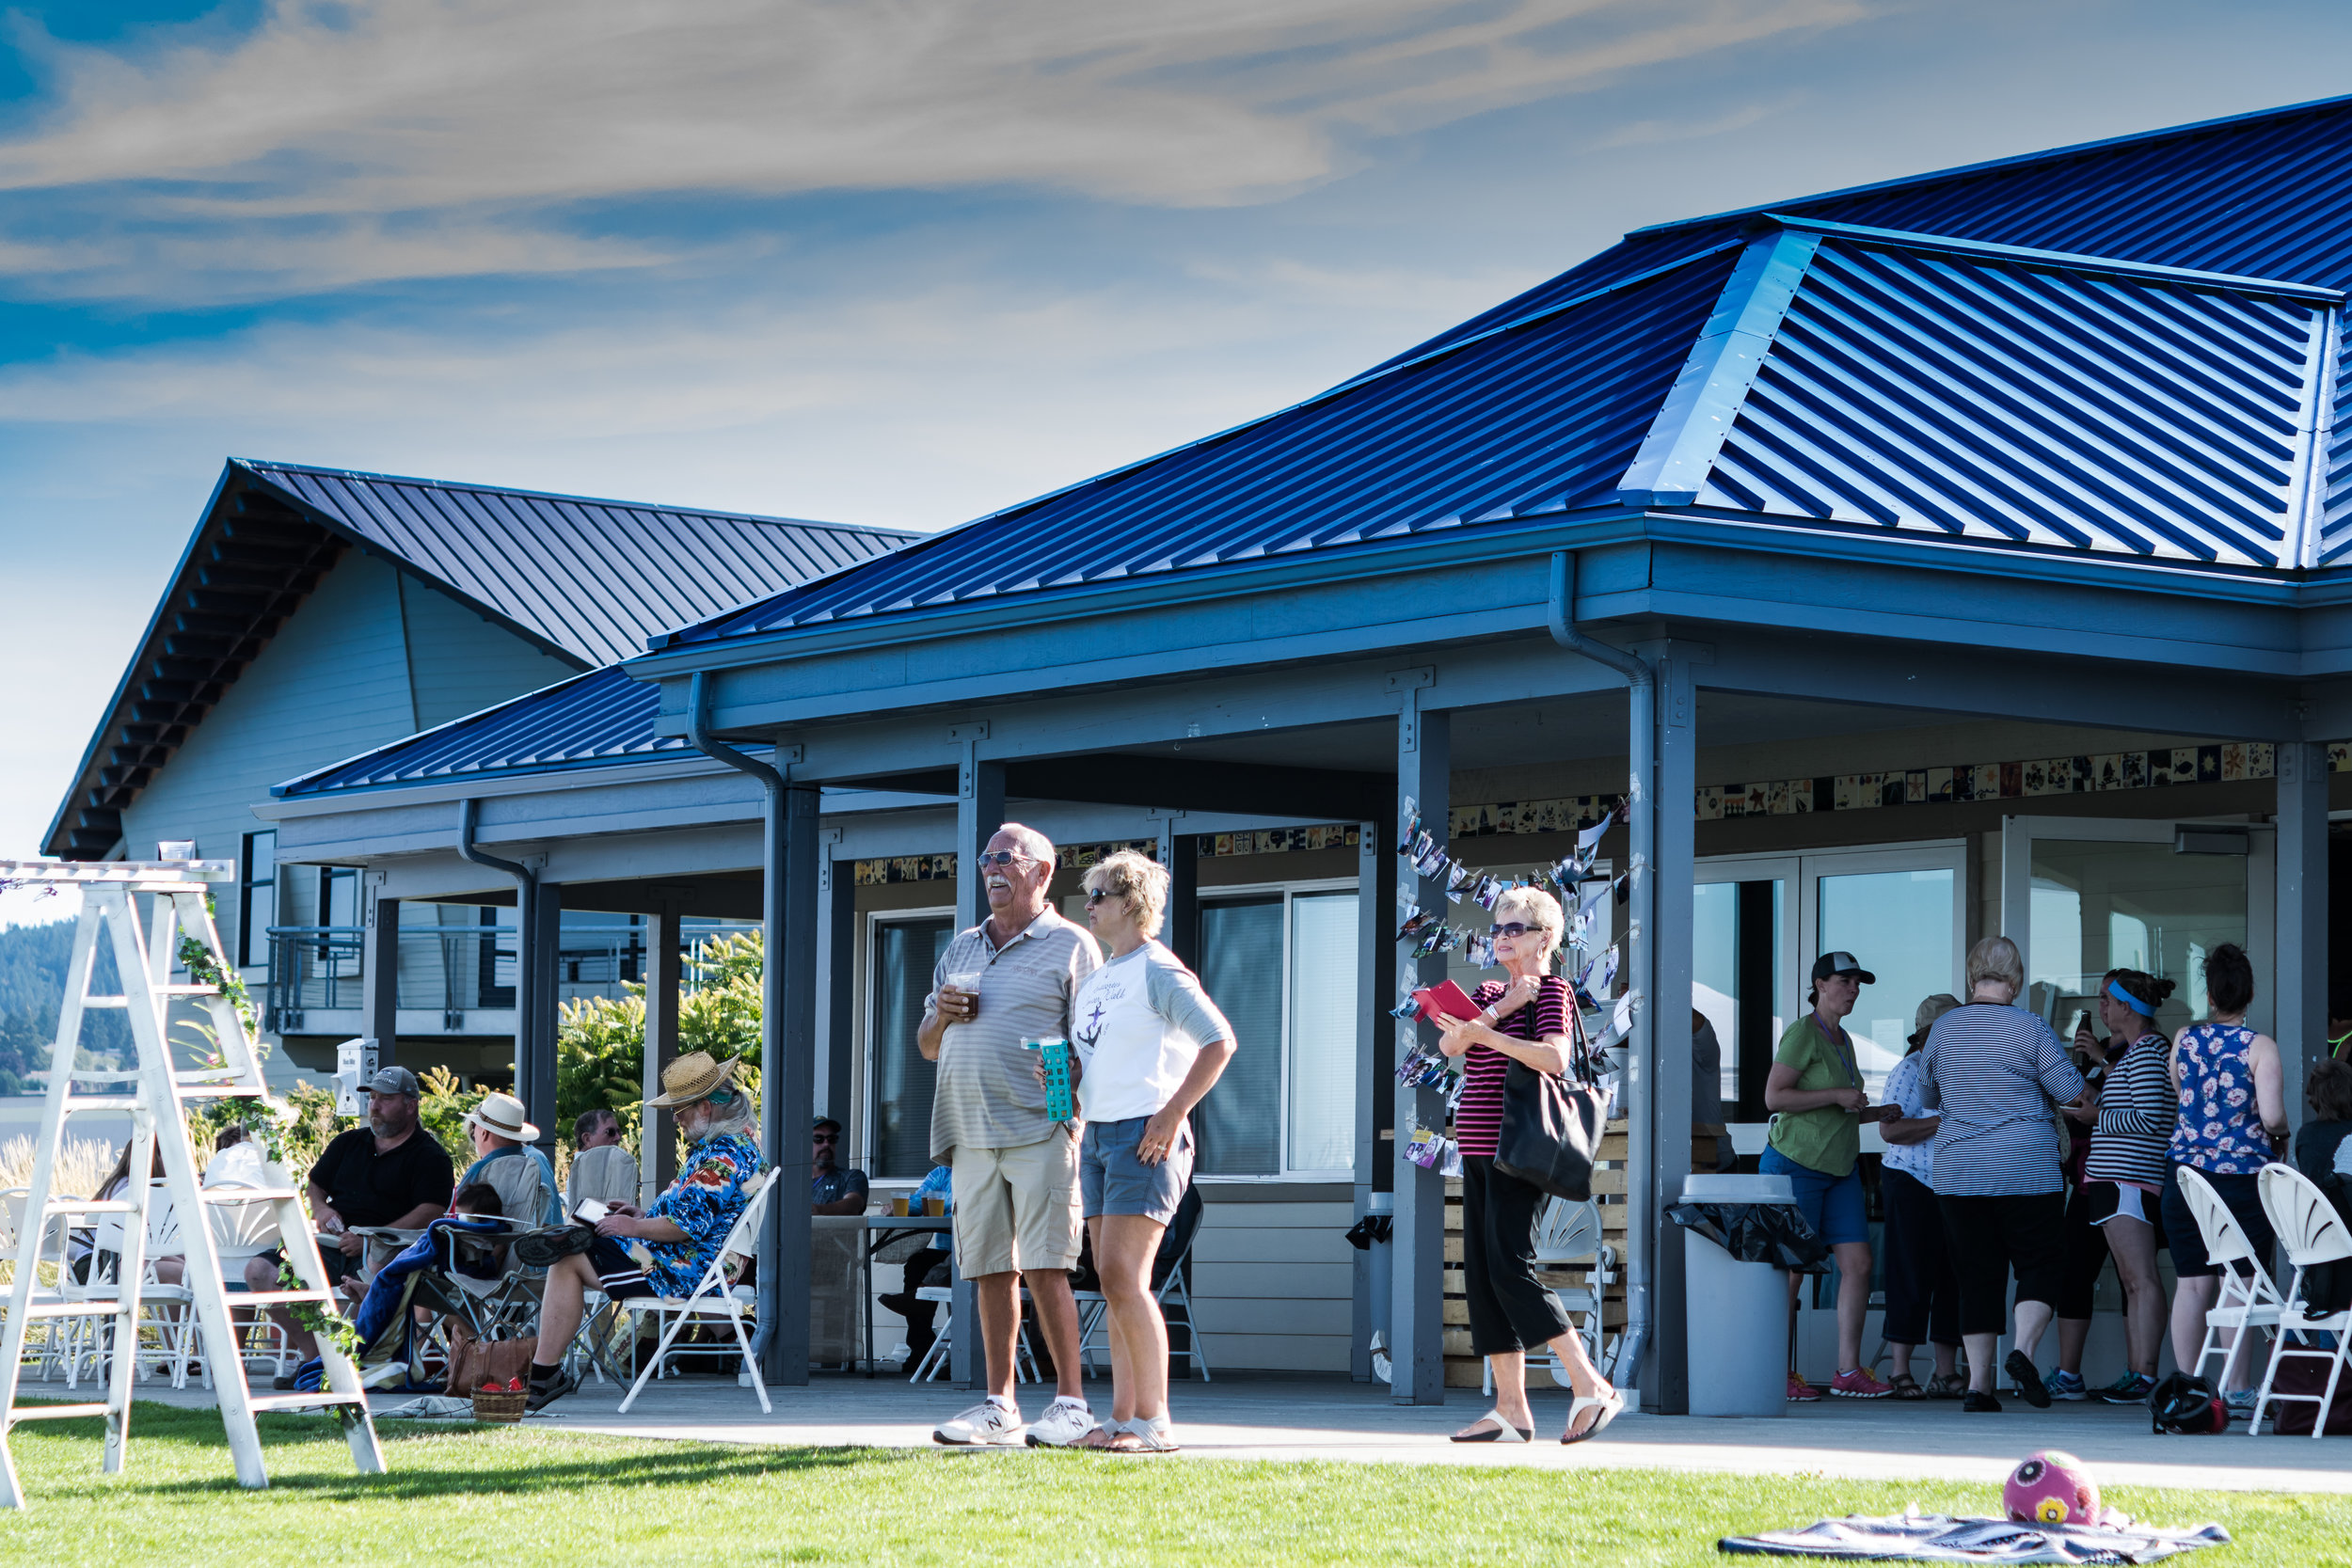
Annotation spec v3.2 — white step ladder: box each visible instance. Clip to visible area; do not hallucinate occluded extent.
[0,858,383,1508]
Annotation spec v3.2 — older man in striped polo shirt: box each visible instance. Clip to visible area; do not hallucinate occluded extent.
[918,822,1102,1448]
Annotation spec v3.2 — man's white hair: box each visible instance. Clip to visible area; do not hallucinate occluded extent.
[994,821,1056,872]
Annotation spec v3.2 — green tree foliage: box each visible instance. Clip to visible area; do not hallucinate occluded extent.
[555,931,764,1153]
[0,916,132,1090]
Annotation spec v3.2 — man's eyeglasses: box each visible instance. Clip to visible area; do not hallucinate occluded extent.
[976,850,1035,869]
[1489,922,1535,938]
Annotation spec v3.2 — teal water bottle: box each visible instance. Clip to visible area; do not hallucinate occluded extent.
[1025,1037,1075,1122]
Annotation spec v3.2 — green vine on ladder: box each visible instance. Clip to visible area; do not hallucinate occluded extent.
[276,1257,360,1359]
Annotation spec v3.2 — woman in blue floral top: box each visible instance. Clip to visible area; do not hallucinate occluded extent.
[2160,943,2285,1403]
[521,1051,770,1411]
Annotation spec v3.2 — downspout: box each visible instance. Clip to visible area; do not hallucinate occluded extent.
[683,670,789,1376]
[1547,549,1657,1395]
[457,797,538,1135]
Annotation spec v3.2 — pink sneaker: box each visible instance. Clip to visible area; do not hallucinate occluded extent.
[1787,1373,1821,1402]
[1829,1367,1894,1399]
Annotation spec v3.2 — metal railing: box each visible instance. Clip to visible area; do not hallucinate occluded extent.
[262,921,746,1033]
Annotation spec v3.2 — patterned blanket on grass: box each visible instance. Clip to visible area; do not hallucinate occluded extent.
[1720,1511,2230,1563]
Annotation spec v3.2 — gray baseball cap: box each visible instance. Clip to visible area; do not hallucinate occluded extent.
[365,1066,421,1097]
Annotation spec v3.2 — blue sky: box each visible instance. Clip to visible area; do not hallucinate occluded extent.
[4,0,2351,914]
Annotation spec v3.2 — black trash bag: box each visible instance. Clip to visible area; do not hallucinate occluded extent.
[1666,1200,1832,1274]
[1343,1214,1393,1251]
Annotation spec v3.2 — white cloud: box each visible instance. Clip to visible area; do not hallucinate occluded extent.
[0,0,1880,296]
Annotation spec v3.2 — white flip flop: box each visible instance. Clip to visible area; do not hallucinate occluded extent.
[1450,1408,1532,1443]
[1562,1388,1625,1445]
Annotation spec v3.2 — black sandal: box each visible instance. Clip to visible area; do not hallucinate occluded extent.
[1888,1372,1925,1401]
[1924,1372,1968,1401]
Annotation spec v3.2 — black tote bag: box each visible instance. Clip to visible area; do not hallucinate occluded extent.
[1491,1000,1608,1201]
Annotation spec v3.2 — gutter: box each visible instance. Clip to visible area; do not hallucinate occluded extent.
[1546,549,1656,1402]
[455,798,550,1150]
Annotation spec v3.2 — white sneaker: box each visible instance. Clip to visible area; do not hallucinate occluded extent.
[1024,1398,1097,1448]
[934,1400,1025,1446]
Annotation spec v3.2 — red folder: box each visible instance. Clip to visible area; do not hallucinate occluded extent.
[1410,980,1482,1025]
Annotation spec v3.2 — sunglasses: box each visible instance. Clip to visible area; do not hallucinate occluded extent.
[1084,889,1117,906]
[976,849,1036,869]
[812,1132,839,1144]
[1488,922,1535,938]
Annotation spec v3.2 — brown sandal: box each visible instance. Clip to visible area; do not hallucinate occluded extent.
[1888,1372,1925,1401]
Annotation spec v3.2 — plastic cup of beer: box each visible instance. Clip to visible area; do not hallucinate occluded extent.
[891,1196,910,1217]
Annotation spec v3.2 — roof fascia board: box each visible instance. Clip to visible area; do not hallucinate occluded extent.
[260,751,744,816]
[40,460,246,856]
[1765,214,2346,302]
[1618,230,1822,506]
[1624,92,2352,242]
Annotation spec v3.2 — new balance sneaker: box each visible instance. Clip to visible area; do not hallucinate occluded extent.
[2095,1371,2157,1405]
[2046,1369,2089,1402]
[1828,1367,1894,1399]
[1025,1397,1099,1448]
[934,1399,1026,1447]
[1787,1373,1822,1403]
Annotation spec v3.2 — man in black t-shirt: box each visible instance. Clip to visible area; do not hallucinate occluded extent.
[244,1067,454,1376]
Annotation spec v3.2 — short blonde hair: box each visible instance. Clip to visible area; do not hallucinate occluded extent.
[1492,885,1564,968]
[1965,935,2025,997]
[1083,850,1168,939]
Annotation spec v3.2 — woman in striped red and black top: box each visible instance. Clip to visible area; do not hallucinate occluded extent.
[1434,885,1620,1445]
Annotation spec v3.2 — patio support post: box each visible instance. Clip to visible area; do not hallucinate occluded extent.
[951,734,1005,1390]
[821,840,855,1127]
[1161,817,1200,970]
[2277,739,2329,1117]
[529,882,562,1155]
[360,890,399,1069]
[1392,695,1449,1404]
[770,777,822,1385]
[1353,815,1395,1382]
[642,905,682,1204]
[1641,644,1700,1414]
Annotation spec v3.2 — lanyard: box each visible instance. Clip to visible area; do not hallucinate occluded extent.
[1813,1011,1860,1091]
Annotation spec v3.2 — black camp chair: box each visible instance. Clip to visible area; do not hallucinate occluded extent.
[1070,1185,1209,1381]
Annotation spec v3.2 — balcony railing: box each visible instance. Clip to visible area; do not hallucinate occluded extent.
[262,921,728,1033]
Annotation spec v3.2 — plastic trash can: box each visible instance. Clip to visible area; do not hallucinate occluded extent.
[1677,1172,1800,1418]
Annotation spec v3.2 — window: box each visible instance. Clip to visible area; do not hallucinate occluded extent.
[238,832,276,968]
[869,912,953,1180]
[1195,883,1359,1179]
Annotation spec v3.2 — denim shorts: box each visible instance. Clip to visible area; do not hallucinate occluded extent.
[1080,1116,1194,1225]
[1760,1145,1869,1246]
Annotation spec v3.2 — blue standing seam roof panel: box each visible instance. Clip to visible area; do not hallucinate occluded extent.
[1688,237,2326,567]
[242,462,915,667]
[666,244,1742,643]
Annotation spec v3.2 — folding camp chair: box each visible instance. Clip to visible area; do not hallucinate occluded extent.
[1073,1185,1211,1382]
[2175,1164,2287,1390]
[617,1169,778,1414]
[2249,1163,2352,1438]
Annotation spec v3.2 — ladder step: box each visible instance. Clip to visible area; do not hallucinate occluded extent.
[20,1300,134,1320]
[7,1402,113,1423]
[151,984,220,997]
[230,1291,337,1309]
[176,1085,271,1099]
[199,1188,303,1205]
[80,998,128,1010]
[58,1096,143,1111]
[244,1391,369,1412]
[41,1198,137,1215]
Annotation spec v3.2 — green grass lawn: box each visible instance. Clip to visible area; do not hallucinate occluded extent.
[0,1402,2344,1566]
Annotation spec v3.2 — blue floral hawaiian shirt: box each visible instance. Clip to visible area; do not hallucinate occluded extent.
[640,1131,767,1296]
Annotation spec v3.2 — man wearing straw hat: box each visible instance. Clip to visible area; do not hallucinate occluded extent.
[518,1050,768,1411]
[453,1090,563,1228]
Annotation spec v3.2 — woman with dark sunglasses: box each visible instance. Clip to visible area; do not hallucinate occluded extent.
[1435,885,1622,1444]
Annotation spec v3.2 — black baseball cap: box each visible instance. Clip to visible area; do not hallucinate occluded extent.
[1811,951,1877,986]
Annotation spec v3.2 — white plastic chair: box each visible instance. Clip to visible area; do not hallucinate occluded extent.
[616,1170,777,1414]
[2249,1163,2352,1438]
[88,1180,197,1390]
[204,1179,291,1387]
[1483,1196,1616,1396]
[0,1187,69,1379]
[2175,1164,2287,1390]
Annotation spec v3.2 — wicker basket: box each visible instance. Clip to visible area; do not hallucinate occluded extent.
[470,1387,527,1423]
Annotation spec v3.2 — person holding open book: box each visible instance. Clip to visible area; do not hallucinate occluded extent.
[1434,884,1622,1445]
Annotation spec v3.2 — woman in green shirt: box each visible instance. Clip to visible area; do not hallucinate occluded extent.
[1762,951,1897,1401]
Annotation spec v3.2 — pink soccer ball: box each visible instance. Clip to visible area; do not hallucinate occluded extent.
[2004,1449,2099,1527]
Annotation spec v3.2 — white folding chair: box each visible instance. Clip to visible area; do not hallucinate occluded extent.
[909,1284,1041,1385]
[616,1170,777,1414]
[2249,1163,2352,1438]
[2175,1164,2287,1389]
[1483,1196,1615,1396]
[0,1188,70,1380]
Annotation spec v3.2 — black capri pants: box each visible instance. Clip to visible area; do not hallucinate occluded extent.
[1879,1168,1960,1347]
[1936,1191,2067,1338]
[1460,1155,1573,1356]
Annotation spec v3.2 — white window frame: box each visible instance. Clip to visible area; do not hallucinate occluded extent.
[1197,876,1358,1183]
[865,905,956,1181]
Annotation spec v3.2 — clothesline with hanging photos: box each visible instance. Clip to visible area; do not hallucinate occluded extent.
[1392,796,1642,1177]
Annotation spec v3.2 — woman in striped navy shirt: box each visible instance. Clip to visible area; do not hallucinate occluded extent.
[1436,886,1622,1445]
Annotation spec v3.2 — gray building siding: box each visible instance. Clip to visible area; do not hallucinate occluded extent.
[398,573,580,732]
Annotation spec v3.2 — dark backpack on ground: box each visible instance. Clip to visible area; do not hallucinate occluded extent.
[2150,1372,2228,1433]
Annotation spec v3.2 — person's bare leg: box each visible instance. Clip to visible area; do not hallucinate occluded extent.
[1482,1351,1532,1433]
[1963,1332,1998,1393]
[2012,1299,2056,1361]
[2106,1216,2164,1375]
[1549,1322,1614,1437]
[973,1271,1024,1402]
[1932,1341,1959,1380]
[1833,1242,1871,1372]
[2170,1275,2219,1381]
[246,1253,315,1359]
[1784,1269,1803,1374]
[1889,1340,1917,1381]
[1096,1215,1166,1422]
[533,1254,595,1356]
[2056,1315,2091,1376]
[1022,1267,1087,1402]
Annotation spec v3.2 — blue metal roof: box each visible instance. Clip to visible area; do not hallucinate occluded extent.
[660,243,1741,643]
[244,461,914,666]
[1385,93,2352,374]
[1622,221,2335,567]
[276,664,675,797]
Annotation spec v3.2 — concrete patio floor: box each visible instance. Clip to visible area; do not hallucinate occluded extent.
[111,1367,2352,1496]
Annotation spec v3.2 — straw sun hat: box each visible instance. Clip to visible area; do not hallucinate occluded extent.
[645,1050,745,1108]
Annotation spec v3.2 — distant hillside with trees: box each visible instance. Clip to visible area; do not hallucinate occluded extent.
[0,917,130,1094]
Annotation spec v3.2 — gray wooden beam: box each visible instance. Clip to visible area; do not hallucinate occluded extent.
[1391,701,1448,1406]
[360,891,399,1069]
[1353,815,1394,1383]
[641,905,682,1204]
[1643,643,1699,1413]
[949,738,1004,1389]
[765,779,821,1386]
[2278,741,2330,1122]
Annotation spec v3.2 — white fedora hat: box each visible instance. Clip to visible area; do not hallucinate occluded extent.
[463,1091,539,1143]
